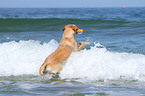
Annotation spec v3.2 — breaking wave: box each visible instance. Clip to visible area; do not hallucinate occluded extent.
[0,40,145,81]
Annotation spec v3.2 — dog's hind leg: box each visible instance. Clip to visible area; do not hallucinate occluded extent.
[39,63,47,76]
[48,64,63,74]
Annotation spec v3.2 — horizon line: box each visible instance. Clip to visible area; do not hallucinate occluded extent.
[0,6,144,8]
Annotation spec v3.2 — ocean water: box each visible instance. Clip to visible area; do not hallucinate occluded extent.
[0,8,145,96]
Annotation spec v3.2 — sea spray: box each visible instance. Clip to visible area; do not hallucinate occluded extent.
[0,40,145,81]
[60,43,145,81]
[0,40,58,76]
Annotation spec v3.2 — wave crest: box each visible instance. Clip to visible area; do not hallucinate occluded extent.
[0,40,145,81]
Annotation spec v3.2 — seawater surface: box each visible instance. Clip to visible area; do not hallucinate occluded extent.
[0,8,145,96]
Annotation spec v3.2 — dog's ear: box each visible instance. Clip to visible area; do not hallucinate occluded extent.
[62,26,66,31]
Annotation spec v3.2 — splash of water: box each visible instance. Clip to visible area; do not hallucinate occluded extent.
[0,40,145,81]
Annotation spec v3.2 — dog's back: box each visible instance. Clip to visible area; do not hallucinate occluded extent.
[39,24,88,76]
[39,34,75,75]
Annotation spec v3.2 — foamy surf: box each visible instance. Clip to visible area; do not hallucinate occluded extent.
[0,40,58,76]
[0,40,145,82]
[60,44,145,81]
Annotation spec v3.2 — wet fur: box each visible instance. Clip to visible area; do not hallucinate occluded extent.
[39,24,89,76]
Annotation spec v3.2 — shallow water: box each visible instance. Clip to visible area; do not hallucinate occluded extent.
[1,75,145,96]
[0,8,145,95]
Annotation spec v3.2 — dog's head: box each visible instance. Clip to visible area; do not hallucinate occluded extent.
[62,24,83,35]
[62,24,78,32]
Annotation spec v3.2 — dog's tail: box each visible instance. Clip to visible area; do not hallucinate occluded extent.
[39,63,47,76]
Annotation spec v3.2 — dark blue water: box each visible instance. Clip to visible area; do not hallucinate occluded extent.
[1,8,145,54]
[0,8,145,96]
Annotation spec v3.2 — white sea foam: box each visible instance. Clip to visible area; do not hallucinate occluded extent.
[0,40,58,76]
[0,40,145,81]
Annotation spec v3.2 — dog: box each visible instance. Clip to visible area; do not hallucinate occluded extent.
[39,24,89,76]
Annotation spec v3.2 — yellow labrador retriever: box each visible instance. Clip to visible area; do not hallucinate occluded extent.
[39,24,89,76]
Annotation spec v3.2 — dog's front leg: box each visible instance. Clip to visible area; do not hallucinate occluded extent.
[75,42,89,51]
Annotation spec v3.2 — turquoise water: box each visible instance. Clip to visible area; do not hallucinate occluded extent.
[0,8,145,95]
